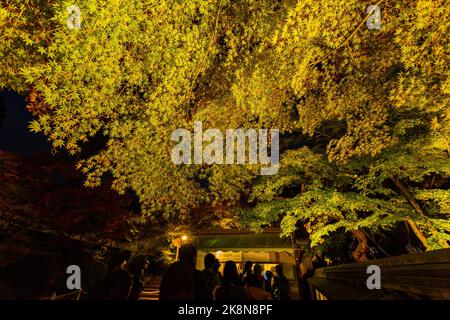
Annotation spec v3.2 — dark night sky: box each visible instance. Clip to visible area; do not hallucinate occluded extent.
[0,90,51,156]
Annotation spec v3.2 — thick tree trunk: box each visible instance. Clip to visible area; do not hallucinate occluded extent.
[389,175,448,250]
[351,229,368,262]
[406,219,431,250]
[390,175,426,215]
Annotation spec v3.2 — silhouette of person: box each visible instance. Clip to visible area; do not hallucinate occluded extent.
[246,273,272,300]
[129,257,149,300]
[240,260,253,286]
[215,261,249,300]
[201,253,220,300]
[159,261,195,300]
[90,252,132,300]
[252,263,264,289]
[273,265,290,300]
[264,270,273,294]
[160,243,208,300]
[213,258,222,286]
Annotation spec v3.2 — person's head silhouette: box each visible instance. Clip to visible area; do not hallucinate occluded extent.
[204,253,215,270]
[275,264,283,276]
[179,243,197,267]
[222,261,240,286]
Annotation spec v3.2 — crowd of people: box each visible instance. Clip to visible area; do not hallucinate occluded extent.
[159,244,290,300]
[85,243,290,300]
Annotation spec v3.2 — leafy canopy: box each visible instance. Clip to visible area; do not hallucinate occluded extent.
[1,0,448,251]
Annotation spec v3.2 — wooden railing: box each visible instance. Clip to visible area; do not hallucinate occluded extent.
[307,248,450,300]
[41,289,87,300]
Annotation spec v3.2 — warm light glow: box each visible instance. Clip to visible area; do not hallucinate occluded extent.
[181,235,188,241]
